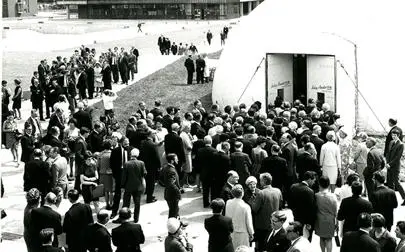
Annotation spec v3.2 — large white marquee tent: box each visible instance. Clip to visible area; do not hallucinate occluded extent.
[212,0,405,135]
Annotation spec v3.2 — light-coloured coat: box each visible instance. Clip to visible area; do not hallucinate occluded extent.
[320,141,342,183]
[225,198,254,249]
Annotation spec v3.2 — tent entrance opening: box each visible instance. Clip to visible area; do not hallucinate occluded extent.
[265,53,337,111]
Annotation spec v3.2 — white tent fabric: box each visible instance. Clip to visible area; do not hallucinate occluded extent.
[213,0,405,135]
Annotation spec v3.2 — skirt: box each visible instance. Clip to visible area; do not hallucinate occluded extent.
[94,79,103,88]
[82,184,98,203]
[231,232,250,249]
[12,99,21,109]
[4,131,16,149]
[99,174,113,192]
[322,165,338,184]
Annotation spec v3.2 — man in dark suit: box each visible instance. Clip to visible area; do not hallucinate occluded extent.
[184,55,195,85]
[220,171,239,205]
[162,153,182,218]
[73,102,92,130]
[195,54,205,84]
[88,122,104,153]
[230,141,252,190]
[42,127,64,149]
[288,171,317,242]
[164,123,185,176]
[128,121,148,149]
[118,51,129,85]
[150,100,164,120]
[110,137,132,219]
[139,130,160,203]
[310,125,324,161]
[136,101,149,120]
[74,127,90,191]
[212,142,231,199]
[76,67,88,100]
[121,148,147,223]
[235,127,254,157]
[39,228,64,252]
[340,213,380,252]
[125,116,137,138]
[21,125,36,164]
[369,171,398,231]
[63,189,94,252]
[47,109,65,140]
[102,61,112,90]
[264,127,277,155]
[85,210,113,252]
[29,193,62,250]
[25,109,43,140]
[190,113,206,136]
[363,137,385,196]
[204,198,234,252]
[30,79,45,121]
[338,181,373,233]
[112,208,145,252]
[261,145,288,193]
[384,118,403,157]
[263,211,291,252]
[195,135,218,207]
[24,149,51,203]
[296,143,321,181]
[385,129,405,205]
[280,133,298,203]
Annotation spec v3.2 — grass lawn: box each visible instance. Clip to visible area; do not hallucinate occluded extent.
[91,51,222,131]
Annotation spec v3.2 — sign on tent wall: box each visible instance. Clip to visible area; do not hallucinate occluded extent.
[265,54,294,106]
[307,55,336,111]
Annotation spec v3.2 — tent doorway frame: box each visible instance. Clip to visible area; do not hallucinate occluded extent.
[265,53,338,113]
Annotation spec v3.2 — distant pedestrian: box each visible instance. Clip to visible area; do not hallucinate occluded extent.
[12,78,22,120]
[137,22,143,33]
[221,32,226,46]
[207,30,213,45]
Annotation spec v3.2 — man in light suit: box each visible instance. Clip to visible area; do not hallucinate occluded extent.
[263,211,291,252]
[385,129,405,205]
[285,221,311,252]
[363,137,385,197]
[341,213,380,252]
[252,173,283,251]
[204,198,234,252]
[395,221,405,252]
[120,148,147,223]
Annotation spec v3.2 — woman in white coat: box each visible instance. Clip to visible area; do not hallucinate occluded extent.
[225,184,254,249]
[179,121,194,187]
[320,131,342,193]
[203,53,210,83]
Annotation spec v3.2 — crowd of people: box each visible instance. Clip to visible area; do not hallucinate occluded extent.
[157,35,198,56]
[1,84,405,252]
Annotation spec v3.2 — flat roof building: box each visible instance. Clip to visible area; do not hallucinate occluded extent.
[2,0,37,17]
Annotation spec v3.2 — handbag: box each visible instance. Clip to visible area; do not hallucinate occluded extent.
[91,184,104,200]
[336,168,343,188]
[334,235,341,247]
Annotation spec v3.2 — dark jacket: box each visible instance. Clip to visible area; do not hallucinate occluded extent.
[281,142,297,177]
[85,223,113,252]
[220,183,234,203]
[288,182,316,226]
[369,185,398,229]
[88,130,104,153]
[195,145,218,182]
[204,214,234,252]
[110,146,132,181]
[63,203,94,251]
[341,230,381,252]
[73,110,92,130]
[337,195,373,233]
[30,84,44,105]
[310,134,324,161]
[164,132,185,165]
[164,234,189,252]
[24,158,51,193]
[364,147,385,178]
[184,58,195,72]
[384,125,403,157]
[296,151,321,180]
[121,159,146,192]
[230,151,252,186]
[260,155,288,191]
[74,136,88,167]
[162,164,181,201]
[41,245,64,252]
[213,151,231,188]
[386,140,404,171]
[262,228,291,252]
[139,138,161,176]
[112,222,145,252]
[30,206,62,249]
[21,134,35,163]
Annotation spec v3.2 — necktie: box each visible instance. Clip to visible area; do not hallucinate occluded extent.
[267,230,275,243]
[122,148,126,168]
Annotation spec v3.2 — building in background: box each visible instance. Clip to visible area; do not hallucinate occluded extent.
[56,0,261,19]
[2,0,37,17]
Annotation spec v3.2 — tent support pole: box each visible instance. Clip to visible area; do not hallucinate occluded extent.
[237,57,265,103]
[354,44,360,134]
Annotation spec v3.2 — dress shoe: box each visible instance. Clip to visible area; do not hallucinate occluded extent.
[146,198,157,203]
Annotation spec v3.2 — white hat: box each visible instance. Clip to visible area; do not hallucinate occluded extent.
[167,218,181,234]
[245,176,257,185]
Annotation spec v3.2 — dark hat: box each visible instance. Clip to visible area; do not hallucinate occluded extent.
[2,80,7,85]
[14,79,21,84]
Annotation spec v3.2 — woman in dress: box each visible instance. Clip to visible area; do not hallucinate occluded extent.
[54,94,70,122]
[97,141,113,209]
[64,118,79,179]
[203,53,210,83]
[23,188,41,252]
[80,151,100,213]
[154,118,168,166]
[93,62,103,97]
[320,131,342,193]
[337,128,352,180]
[251,136,268,177]
[12,79,22,120]
[315,176,338,252]
[225,184,254,249]
[2,111,20,163]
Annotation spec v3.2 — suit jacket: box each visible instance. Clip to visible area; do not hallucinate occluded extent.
[191,122,206,136]
[195,145,218,182]
[30,84,44,104]
[150,107,164,120]
[30,206,62,249]
[85,223,113,252]
[42,134,64,149]
[21,134,35,163]
[220,183,234,203]
[164,234,189,252]
[121,159,146,192]
[24,158,51,193]
[48,113,65,134]
[397,240,405,252]
[310,134,324,161]
[263,228,291,252]
[384,126,403,157]
[213,151,231,188]
[139,138,161,176]
[230,151,252,186]
[162,164,181,201]
[74,136,88,166]
[88,130,104,153]
[341,230,381,252]
[337,195,373,233]
[204,214,234,252]
[364,147,385,178]
[296,151,321,180]
[281,142,297,177]
[288,182,316,226]
[63,203,94,249]
[286,236,312,252]
[110,146,132,181]
[73,110,92,130]
[252,186,283,230]
[128,129,147,149]
[125,123,136,138]
[164,132,185,164]
[112,222,145,252]
[26,117,43,137]
[102,65,112,86]
[369,185,398,228]
[260,155,288,191]
[77,72,87,90]
[136,109,149,120]
[386,140,404,171]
